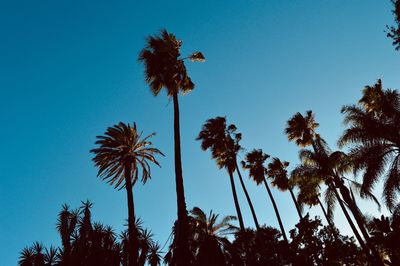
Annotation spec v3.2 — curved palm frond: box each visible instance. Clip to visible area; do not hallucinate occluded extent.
[285,110,319,147]
[91,122,164,189]
[242,149,269,185]
[138,29,200,96]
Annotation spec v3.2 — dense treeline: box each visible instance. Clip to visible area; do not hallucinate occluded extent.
[20,1,400,265]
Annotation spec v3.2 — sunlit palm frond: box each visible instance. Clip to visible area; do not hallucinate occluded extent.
[91,122,163,190]
[285,110,319,147]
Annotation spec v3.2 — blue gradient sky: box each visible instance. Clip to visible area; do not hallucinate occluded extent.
[1,1,399,264]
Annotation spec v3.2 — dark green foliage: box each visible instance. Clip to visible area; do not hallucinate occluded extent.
[290,215,368,266]
[19,202,162,266]
[340,80,400,210]
[387,0,400,50]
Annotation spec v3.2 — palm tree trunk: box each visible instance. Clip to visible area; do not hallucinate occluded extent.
[335,180,384,266]
[316,196,339,238]
[228,170,245,231]
[263,178,288,244]
[172,92,191,266]
[124,164,138,266]
[235,160,260,230]
[329,183,373,258]
[288,188,303,220]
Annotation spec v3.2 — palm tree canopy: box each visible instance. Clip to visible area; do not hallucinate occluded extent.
[138,29,201,96]
[91,122,164,189]
[190,207,238,238]
[241,149,269,185]
[267,157,291,191]
[285,110,319,147]
[340,80,400,210]
[196,116,241,173]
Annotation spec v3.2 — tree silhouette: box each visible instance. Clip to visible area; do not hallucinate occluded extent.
[138,29,204,266]
[91,122,163,266]
[340,79,400,211]
[197,116,249,230]
[20,202,162,266]
[267,157,303,220]
[241,149,289,244]
[285,111,375,259]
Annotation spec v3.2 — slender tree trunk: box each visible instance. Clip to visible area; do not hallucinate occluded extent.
[235,160,260,230]
[228,170,245,231]
[328,183,373,258]
[263,178,288,244]
[335,179,384,266]
[317,196,339,238]
[172,92,191,266]
[125,164,138,266]
[288,188,303,220]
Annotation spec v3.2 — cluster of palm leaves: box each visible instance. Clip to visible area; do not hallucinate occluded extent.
[19,201,162,266]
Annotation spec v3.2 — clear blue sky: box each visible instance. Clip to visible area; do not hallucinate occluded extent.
[1,0,399,264]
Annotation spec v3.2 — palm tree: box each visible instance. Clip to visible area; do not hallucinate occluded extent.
[340,79,400,211]
[285,111,375,257]
[138,29,204,266]
[56,204,78,264]
[197,117,244,230]
[197,116,258,231]
[267,157,303,220]
[189,207,237,266]
[147,243,162,266]
[91,122,163,266]
[242,149,289,244]
[19,247,35,266]
[286,111,385,265]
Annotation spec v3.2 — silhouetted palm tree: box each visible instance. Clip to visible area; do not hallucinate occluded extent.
[147,243,162,266]
[340,79,400,211]
[138,29,204,266]
[190,207,237,266]
[19,247,35,266]
[285,111,373,254]
[197,117,247,230]
[56,204,78,264]
[387,0,400,50]
[91,122,163,266]
[242,149,289,244]
[267,157,303,220]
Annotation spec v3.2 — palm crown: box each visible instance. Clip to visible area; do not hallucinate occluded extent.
[91,122,164,189]
[138,29,196,96]
[340,79,400,210]
[285,110,319,147]
[267,158,291,191]
[197,116,241,173]
[241,149,269,185]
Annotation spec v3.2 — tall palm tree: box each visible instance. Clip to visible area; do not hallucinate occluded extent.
[91,122,163,266]
[286,111,384,265]
[197,116,260,231]
[266,157,303,220]
[138,29,204,266]
[242,149,289,243]
[340,79,400,211]
[196,117,246,230]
